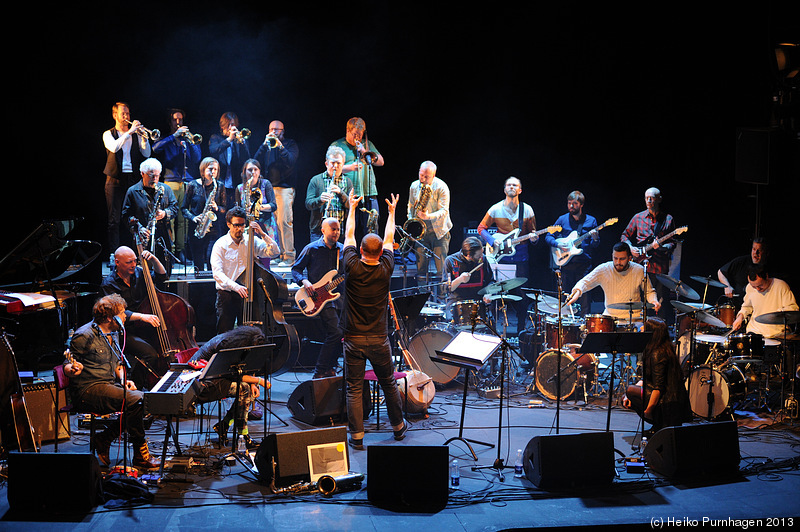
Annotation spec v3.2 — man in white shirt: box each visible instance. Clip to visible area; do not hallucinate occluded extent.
[211,206,280,333]
[566,242,660,322]
[732,265,798,339]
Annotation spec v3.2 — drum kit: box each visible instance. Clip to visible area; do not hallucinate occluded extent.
[666,273,800,420]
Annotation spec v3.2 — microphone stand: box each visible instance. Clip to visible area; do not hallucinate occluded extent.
[97,321,133,475]
[256,278,288,427]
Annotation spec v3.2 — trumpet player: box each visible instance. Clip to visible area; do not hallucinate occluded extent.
[329,117,384,243]
[209,112,251,212]
[306,146,354,241]
[254,120,299,267]
[405,161,452,300]
[103,101,152,259]
[183,157,226,272]
[153,108,202,265]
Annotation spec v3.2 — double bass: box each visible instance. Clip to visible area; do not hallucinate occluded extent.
[128,218,198,369]
[238,187,299,376]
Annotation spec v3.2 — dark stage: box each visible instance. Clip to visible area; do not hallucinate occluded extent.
[2,3,800,530]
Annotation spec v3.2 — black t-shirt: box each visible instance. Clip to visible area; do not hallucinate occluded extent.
[343,246,394,336]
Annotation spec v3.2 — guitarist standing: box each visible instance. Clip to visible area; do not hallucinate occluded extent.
[477,177,537,330]
[291,218,345,379]
[621,187,677,323]
[544,191,600,316]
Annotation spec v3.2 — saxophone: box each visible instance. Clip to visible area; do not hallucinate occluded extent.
[194,178,218,239]
[146,184,164,252]
[403,183,432,240]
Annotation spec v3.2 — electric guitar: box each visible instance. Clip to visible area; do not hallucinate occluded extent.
[550,217,618,267]
[485,226,561,264]
[294,270,345,317]
[632,226,688,263]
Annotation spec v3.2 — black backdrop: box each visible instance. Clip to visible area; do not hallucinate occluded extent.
[4,2,798,297]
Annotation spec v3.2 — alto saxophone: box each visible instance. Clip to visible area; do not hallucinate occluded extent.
[146,184,165,252]
[194,178,218,239]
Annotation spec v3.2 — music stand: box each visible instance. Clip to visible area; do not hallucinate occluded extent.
[577,332,651,431]
[433,331,502,460]
[201,344,274,477]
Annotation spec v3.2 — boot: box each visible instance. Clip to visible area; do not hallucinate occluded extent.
[132,440,161,471]
[92,427,119,467]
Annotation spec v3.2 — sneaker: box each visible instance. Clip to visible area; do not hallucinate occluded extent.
[348,436,364,450]
[393,422,408,441]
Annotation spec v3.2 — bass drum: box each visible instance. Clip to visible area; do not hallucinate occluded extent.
[534,349,595,401]
[686,364,746,418]
[408,323,460,385]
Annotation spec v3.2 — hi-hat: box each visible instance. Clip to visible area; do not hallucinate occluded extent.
[755,310,800,325]
[690,275,726,289]
[478,277,527,295]
[607,301,654,311]
[488,294,522,302]
[655,274,700,300]
[671,300,727,328]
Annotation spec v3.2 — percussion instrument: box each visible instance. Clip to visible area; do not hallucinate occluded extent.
[727,332,764,363]
[715,304,737,328]
[584,314,615,334]
[534,349,597,401]
[544,316,582,348]
[686,364,746,418]
[407,323,460,385]
[451,300,484,328]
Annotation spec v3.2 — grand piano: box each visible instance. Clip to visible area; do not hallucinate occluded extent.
[0,218,102,373]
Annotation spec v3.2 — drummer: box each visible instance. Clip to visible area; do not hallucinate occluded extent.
[565,242,660,325]
[731,264,798,340]
[444,236,494,323]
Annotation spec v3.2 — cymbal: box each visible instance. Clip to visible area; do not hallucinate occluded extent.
[655,274,700,301]
[679,302,714,310]
[607,301,654,311]
[478,277,527,295]
[690,275,726,289]
[488,294,522,302]
[671,300,727,328]
[754,310,800,325]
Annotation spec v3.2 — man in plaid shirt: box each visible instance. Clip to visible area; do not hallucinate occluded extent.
[621,187,676,323]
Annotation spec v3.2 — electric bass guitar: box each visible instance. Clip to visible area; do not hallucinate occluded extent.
[485,226,561,264]
[632,226,688,263]
[550,217,618,267]
[294,270,345,317]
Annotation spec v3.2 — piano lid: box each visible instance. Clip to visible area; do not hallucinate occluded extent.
[0,218,102,287]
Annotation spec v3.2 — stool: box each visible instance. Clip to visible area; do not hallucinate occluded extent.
[364,370,408,429]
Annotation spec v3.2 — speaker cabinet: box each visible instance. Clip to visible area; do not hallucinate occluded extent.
[523,431,615,490]
[254,426,348,487]
[22,381,70,443]
[643,421,740,479]
[367,445,449,512]
[287,376,370,426]
[6,451,103,513]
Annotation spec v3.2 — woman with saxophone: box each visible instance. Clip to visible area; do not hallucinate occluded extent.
[406,161,453,301]
[183,157,226,272]
[235,159,279,254]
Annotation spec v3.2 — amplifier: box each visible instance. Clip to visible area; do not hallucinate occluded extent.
[21,381,70,443]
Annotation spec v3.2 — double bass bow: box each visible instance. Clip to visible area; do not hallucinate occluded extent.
[128,218,198,362]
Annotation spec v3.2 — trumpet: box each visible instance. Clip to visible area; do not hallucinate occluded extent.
[177,129,203,145]
[233,127,251,144]
[125,119,161,141]
[265,134,280,149]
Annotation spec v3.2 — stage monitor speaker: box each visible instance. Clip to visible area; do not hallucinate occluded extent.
[367,445,449,512]
[22,381,70,442]
[6,451,103,513]
[287,376,370,426]
[643,421,740,479]
[254,426,347,487]
[523,431,615,490]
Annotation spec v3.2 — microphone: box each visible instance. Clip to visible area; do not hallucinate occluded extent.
[113,315,124,329]
[470,305,479,333]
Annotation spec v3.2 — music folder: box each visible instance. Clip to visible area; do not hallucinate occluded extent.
[200,344,275,381]
[433,331,502,370]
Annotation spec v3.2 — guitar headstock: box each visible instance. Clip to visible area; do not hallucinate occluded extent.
[605,217,618,226]
[547,225,562,234]
[675,226,688,235]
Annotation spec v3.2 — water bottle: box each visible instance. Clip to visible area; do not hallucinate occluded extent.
[237,435,247,454]
[450,459,460,487]
[641,437,648,454]
[514,449,524,478]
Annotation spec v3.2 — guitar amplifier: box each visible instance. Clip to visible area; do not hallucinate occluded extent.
[21,381,70,443]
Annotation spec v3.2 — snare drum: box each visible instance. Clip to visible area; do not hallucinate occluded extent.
[451,300,484,328]
[727,332,764,363]
[544,316,582,348]
[584,314,615,333]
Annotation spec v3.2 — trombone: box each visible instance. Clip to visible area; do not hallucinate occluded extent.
[125,119,161,141]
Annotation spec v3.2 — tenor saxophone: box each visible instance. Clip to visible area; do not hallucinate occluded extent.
[194,178,218,239]
[146,184,165,252]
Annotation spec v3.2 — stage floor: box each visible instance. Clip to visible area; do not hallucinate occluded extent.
[2,358,800,531]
